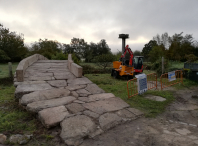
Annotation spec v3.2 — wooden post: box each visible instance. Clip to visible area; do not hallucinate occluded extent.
[8,62,13,77]
[162,57,164,74]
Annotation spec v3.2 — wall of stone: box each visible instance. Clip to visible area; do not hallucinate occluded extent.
[16,54,48,82]
[68,54,82,78]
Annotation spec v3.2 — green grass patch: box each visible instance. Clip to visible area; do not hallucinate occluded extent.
[0,62,18,78]
[85,73,175,117]
[0,80,38,134]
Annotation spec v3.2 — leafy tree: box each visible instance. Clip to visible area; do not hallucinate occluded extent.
[97,39,111,55]
[29,39,62,59]
[94,53,115,69]
[133,50,141,56]
[0,23,28,62]
[141,40,158,60]
[148,46,164,63]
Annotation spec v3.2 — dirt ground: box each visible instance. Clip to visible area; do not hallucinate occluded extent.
[80,86,198,146]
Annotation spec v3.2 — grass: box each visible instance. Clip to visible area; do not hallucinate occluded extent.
[85,73,175,117]
[0,62,18,78]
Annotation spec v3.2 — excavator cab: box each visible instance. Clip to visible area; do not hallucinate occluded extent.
[134,56,143,74]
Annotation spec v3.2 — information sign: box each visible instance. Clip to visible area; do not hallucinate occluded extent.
[168,71,176,82]
[135,73,147,95]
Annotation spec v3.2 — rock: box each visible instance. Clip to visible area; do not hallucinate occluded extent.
[89,128,104,138]
[175,128,191,135]
[85,84,105,94]
[83,97,130,114]
[27,76,52,81]
[20,88,71,105]
[78,97,89,102]
[83,110,100,119]
[15,82,53,99]
[88,93,115,102]
[127,108,144,117]
[9,134,31,145]
[66,103,85,114]
[116,109,137,119]
[71,91,79,98]
[144,95,166,102]
[0,134,7,144]
[76,89,91,97]
[99,113,122,131]
[66,85,86,91]
[67,77,92,85]
[73,100,85,104]
[60,115,96,146]
[47,80,67,87]
[54,72,76,80]
[27,96,76,112]
[38,106,70,128]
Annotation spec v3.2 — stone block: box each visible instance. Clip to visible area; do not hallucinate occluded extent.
[66,103,85,114]
[76,89,91,97]
[88,93,115,102]
[27,96,76,112]
[82,97,130,115]
[68,60,73,70]
[85,84,105,94]
[20,88,71,105]
[38,106,70,128]
[99,113,122,131]
[60,115,96,146]
[47,80,67,87]
[67,77,92,85]
[71,63,83,77]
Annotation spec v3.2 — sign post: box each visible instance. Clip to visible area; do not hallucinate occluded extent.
[135,73,147,95]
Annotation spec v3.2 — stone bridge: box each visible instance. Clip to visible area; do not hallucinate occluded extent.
[14,54,143,146]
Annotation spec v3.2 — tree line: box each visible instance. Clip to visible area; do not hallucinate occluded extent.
[0,23,114,63]
[141,32,198,63]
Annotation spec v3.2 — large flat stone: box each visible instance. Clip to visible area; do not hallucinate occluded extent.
[66,103,85,114]
[15,82,53,99]
[144,95,166,102]
[85,84,105,94]
[82,97,130,115]
[67,77,92,85]
[54,72,76,80]
[116,109,137,119]
[99,113,122,131]
[26,76,53,81]
[88,93,115,102]
[60,115,96,146]
[76,89,91,97]
[24,72,53,78]
[47,80,67,87]
[38,106,69,128]
[66,85,86,91]
[83,110,99,119]
[127,108,144,116]
[20,88,70,105]
[26,96,76,112]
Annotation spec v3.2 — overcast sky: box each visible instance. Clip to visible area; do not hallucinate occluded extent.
[0,0,197,52]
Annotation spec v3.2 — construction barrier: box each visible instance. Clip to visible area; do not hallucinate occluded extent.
[127,73,157,99]
[160,70,183,90]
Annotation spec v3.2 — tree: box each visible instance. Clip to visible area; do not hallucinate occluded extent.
[97,39,111,55]
[29,39,62,59]
[94,53,115,69]
[148,46,164,63]
[0,23,28,62]
[141,40,158,60]
[133,50,141,56]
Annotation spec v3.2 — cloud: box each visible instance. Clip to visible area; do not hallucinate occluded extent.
[0,0,198,52]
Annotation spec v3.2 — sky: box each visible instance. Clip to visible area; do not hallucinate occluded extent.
[0,0,198,52]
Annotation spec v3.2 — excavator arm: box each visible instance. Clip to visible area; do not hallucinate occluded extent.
[120,45,134,66]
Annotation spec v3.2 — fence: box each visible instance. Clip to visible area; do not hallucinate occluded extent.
[160,70,183,90]
[127,73,157,99]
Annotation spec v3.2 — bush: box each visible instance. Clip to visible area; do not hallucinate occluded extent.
[151,58,169,76]
[51,53,68,60]
[81,64,111,74]
[94,54,115,69]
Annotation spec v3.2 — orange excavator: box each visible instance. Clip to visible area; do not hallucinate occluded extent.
[111,45,143,79]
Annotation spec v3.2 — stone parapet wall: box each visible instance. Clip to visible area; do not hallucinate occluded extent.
[16,54,48,82]
[68,54,82,78]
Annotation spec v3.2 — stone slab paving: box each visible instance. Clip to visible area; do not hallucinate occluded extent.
[14,60,144,146]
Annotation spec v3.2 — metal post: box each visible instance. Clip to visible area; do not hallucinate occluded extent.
[8,62,13,77]
[162,57,164,74]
